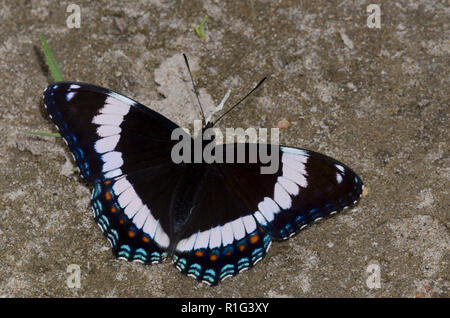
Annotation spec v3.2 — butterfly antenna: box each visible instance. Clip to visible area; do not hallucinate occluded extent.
[213,77,267,126]
[183,53,206,124]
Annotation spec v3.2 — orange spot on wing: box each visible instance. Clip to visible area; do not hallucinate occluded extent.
[128,230,135,238]
[111,206,117,213]
[195,250,204,257]
[226,250,232,256]
[239,244,245,252]
[105,191,112,201]
[210,254,218,261]
[119,219,124,225]
[142,236,150,243]
[250,234,259,244]
[104,180,111,186]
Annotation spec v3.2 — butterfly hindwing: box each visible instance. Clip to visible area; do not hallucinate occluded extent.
[91,177,168,263]
[171,161,273,285]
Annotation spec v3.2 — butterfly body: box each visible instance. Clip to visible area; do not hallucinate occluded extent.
[43,81,363,285]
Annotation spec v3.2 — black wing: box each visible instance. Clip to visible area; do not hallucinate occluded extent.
[172,143,363,285]
[44,82,186,262]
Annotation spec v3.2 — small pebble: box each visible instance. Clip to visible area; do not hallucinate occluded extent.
[362,186,369,197]
[277,119,291,130]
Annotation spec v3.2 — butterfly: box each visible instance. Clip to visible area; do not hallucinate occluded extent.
[43,58,363,285]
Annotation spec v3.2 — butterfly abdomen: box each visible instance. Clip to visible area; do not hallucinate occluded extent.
[168,164,207,244]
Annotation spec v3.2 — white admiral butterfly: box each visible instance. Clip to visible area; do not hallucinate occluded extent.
[43,58,363,285]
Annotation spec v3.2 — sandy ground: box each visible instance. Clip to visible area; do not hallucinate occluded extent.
[0,0,448,297]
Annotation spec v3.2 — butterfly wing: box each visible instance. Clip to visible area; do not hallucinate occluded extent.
[172,162,273,285]
[91,164,183,262]
[44,82,180,182]
[172,143,363,285]
[43,82,186,261]
[257,145,363,238]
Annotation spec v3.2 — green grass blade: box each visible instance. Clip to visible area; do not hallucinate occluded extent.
[39,34,64,82]
[194,16,207,40]
[24,130,61,137]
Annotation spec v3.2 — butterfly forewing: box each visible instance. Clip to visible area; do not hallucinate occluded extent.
[43,82,181,182]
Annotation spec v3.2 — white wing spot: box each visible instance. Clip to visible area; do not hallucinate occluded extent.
[221,222,234,246]
[258,197,279,222]
[274,183,292,210]
[242,215,257,234]
[104,168,122,179]
[280,146,309,156]
[101,151,123,172]
[254,211,268,225]
[142,213,158,238]
[176,232,198,252]
[100,97,131,115]
[94,135,120,153]
[97,125,121,137]
[282,165,307,188]
[112,177,131,195]
[209,226,222,249]
[117,187,137,208]
[277,176,299,196]
[92,114,124,126]
[336,172,343,184]
[154,223,170,248]
[124,196,143,219]
[132,206,149,229]
[335,164,345,174]
[231,218,246,240]
[66,92,76,101]
[194,230,211,249]
[282,154,307,175]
